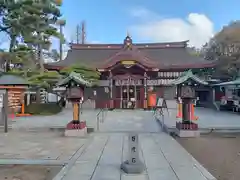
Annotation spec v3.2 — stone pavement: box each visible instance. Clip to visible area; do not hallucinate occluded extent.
[57,133,216,180]
[0,131,87,162]
[0,108,217,180]
[54,110,215,180]
[10,108,98,130]
[11,100,240,132]
[155,106,240,130]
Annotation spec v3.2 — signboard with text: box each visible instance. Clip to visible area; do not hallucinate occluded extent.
[128,133,140,165]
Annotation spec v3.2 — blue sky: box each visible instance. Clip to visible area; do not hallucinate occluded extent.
[61,0,240,44]
[1,0,240,56]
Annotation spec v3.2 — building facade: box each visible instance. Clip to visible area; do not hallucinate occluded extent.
[45,35,216,109]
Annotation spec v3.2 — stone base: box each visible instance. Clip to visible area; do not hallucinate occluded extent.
[121,160,145,174]
[64,127,87,137]
[175,128,200,138]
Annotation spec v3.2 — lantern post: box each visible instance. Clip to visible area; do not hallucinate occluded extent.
[57,72,89,137]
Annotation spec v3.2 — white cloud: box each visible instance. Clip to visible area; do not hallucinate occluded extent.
[129,8,214,48]
[129,7,158,19]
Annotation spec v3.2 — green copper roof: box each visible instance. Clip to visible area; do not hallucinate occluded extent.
[171,70,208,85]
[214,78,240,86]
[57,72,91,87]
[0,75,29,85]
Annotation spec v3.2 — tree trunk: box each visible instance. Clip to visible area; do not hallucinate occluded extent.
[9,35,16,52]
[6,35,16,72]
[36,88,41,104]
[37,43,44,73]
[37,32,44,74]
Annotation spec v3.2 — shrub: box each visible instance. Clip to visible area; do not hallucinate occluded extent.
[25,103,63,115]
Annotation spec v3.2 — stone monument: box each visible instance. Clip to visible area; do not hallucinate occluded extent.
[121,133,145,174]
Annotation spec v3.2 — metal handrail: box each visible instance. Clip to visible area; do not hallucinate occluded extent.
[96,105,108,131]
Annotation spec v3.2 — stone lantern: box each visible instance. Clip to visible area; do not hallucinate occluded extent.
[172,70,209,137]
[57,72,91,137]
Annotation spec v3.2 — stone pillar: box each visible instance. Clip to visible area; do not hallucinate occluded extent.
[121,133,144,174]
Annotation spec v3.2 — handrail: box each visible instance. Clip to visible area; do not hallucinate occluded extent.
[96,105,108,131]
[97,108,104,117]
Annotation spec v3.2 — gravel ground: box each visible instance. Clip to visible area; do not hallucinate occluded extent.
[0,165,62,180]
[177,133,240,180]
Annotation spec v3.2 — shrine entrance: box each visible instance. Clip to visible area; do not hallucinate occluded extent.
[110,64,147,109]
[122,85,138,109]
[115,77,143,109]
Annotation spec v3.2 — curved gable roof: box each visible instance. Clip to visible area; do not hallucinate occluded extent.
[46,40,215,70]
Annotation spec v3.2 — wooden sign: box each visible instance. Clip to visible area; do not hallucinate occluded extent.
[121,60,135,65]
[180,86,195,98]
[67,87,83,99]
[115,79,142,86]
[156,98,168,108]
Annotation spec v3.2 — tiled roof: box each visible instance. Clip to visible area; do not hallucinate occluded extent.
[171,70,208,85]
[46,39,216,70]
[214,78,240,86]
[0,75,29,85]
[57,72,91,87]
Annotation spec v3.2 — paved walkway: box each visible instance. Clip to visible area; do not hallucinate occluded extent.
[11,100,240,131]
[155,106,240,130]
[56,133,215,180]
[1,106,218,180]
[52,110,215,180]
[10,108,98,130]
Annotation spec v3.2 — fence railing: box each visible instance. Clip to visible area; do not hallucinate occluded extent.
[96,106,107,131]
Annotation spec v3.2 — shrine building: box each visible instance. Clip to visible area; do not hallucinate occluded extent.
[45,35,216,109]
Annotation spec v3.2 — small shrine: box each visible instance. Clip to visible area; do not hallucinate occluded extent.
[57,72,91,137]
[171,70,208,137]
[0,75,30,117]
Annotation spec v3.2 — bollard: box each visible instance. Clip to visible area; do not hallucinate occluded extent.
[121,133,145,174]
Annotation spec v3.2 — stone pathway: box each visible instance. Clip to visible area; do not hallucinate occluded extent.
[10,108,98,130]
[155,107,240,130]
[0,108,217,180]
[58,132,216,180]
[0,131,87,161]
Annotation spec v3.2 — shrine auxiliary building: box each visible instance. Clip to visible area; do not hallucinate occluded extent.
[45,35,216,109]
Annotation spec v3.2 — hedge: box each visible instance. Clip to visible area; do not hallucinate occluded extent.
[25,103,63,115]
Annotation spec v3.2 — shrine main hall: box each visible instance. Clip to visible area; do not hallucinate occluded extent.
[45,35,216,109]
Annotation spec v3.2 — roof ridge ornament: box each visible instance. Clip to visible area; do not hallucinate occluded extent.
[124,33,133,50]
